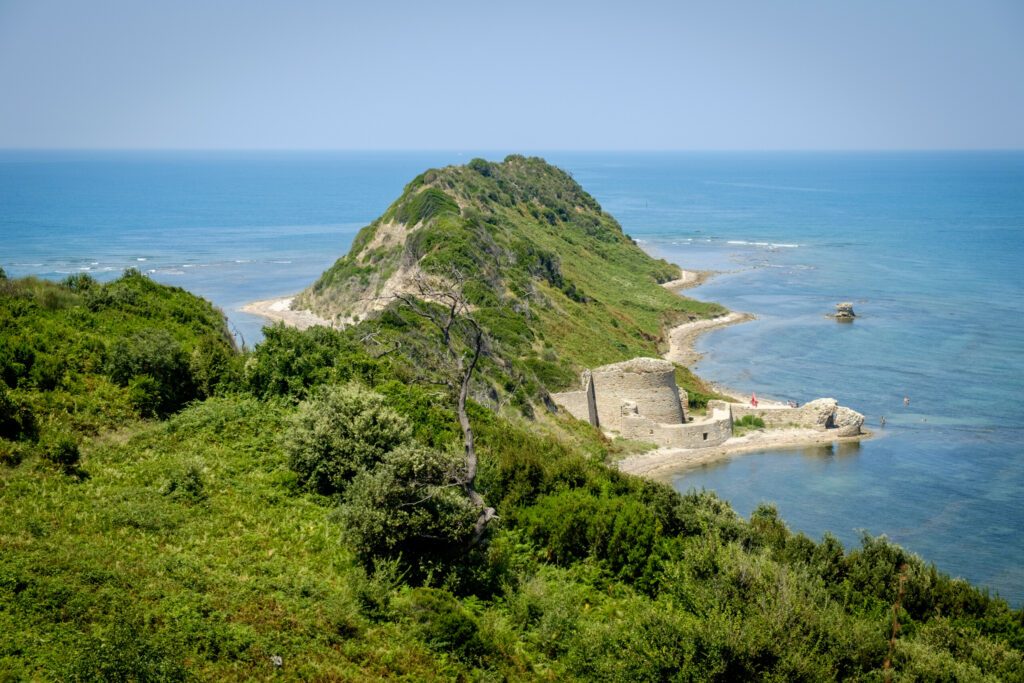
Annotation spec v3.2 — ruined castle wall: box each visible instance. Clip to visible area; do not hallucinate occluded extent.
[727,398,841,431]
[551,371,598,426]
[620,404,732,449]
[591,358,684,432]
[551,390,593,424]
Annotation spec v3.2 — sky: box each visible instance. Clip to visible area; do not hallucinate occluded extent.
[0,0,1022,150]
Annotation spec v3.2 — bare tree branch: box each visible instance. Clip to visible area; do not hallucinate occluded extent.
[391,268,498,546]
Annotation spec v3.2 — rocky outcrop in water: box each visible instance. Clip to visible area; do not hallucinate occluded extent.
[831,302,856,321]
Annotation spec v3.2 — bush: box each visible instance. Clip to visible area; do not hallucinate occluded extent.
[735,415,765,429]
[0,385,36,441]
[60,272,98,293]
[107,328,194,417]
[284,383,412,495]
[336,445,476,570]
[163,463,207,504]
[64,611,190,682]
[396,588,489,663]
[41,432,81,471]
[189,334,238,398]
[244,325,381,400]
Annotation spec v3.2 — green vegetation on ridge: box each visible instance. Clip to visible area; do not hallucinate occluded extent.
[298,156,725,394]
[2,171,1023,680]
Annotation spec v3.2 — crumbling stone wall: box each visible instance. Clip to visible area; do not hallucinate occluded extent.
[553,359,863,450]
[620,402,733,448]
[722,398,863,436]
[590,358,686,432]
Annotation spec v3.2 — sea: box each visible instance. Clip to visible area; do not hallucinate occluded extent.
[2,150,1022,605]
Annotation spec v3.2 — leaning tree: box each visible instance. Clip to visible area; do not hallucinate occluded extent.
[392,269,497,545]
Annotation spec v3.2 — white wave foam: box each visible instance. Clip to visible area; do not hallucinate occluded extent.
[136,257,147,262]
[726,239,799,249]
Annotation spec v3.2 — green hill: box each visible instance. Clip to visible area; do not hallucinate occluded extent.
[2,172,1023,680]
[297,155,724,379]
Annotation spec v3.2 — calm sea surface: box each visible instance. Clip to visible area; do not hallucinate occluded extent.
[3,151,1022,604]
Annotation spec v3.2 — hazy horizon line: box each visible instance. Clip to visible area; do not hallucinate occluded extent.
[2,147,1023,154]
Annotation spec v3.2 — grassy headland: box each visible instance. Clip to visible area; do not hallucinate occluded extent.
[2,159,1023,681]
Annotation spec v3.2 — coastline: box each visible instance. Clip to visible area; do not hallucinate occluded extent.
[614,264,869,477]
[617,428,869,481]
[241,266,868,477]
[240,296,332,330]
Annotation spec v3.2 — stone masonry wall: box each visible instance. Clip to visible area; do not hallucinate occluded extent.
[722,398,839,431]
[553,360,863,450]
[620,403,733,449]
[590,358,685,432]
[551,390,592,423]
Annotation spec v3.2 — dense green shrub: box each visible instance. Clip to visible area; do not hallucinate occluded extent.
[284,383,412,495]
[244,324,381,400]
[735,414,766,429]
[41,431,81,471]
[63,611,190,682]
[107,328,194,417]
[0,335,35,388]
[517,488,666,592]
[0,384,36,441]
[336,445,476,569]
[396,588,489,663]
[162,463,208,504]
[188,334,239,398]
[60,272,98,293]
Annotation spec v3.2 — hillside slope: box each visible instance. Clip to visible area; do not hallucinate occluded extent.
[296,156,724,381]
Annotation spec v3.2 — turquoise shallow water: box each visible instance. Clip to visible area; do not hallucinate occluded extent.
[2,151,1022,604]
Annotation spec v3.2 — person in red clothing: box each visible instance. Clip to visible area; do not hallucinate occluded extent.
[751,393,759,407]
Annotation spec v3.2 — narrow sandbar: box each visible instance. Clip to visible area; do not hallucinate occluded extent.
[617,428,869,480]
[241,296,332,330]
[660,269,715,292]
[608,264,871,478]
[664,311,755,369]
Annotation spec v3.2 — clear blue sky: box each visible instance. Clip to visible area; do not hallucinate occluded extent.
[1,0,1022,150]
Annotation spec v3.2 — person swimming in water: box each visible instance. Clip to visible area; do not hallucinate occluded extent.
[903,396,910,407]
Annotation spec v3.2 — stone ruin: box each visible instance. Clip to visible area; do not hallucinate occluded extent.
[551,357,864,449]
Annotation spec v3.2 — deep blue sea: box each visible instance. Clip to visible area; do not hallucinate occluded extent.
[2,151,1022,605]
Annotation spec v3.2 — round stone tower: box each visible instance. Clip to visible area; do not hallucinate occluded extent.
[590,357,685,432]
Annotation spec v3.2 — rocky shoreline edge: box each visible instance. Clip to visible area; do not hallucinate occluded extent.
[611,269,869,479]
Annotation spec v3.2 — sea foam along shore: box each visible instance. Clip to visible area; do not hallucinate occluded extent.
[612,269,869,479]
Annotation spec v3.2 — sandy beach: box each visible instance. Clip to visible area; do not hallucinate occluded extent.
[240,296,332,330]
[242,267,866,478]
[603,267,869,478]
[617,428,869,480]
[663,311,756,369]
[660,269,714,291]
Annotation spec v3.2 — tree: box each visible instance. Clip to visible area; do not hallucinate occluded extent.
[283,383,412,495]
[393,269,497,545]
